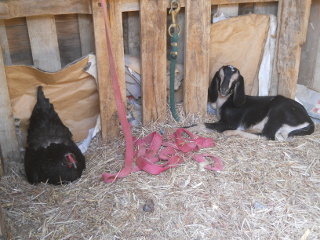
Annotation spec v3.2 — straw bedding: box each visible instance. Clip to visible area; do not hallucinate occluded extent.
[1,110,320,240]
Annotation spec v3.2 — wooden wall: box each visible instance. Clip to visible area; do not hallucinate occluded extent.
[0,0,314,168]
[3,15,94,67]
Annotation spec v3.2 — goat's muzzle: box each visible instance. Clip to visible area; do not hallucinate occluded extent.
[220,88,230,97]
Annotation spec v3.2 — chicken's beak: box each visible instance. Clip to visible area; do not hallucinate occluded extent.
[66,154,77,169]
[71,162,77,169]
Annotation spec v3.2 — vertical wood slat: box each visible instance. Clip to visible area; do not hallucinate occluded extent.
[0,20,12,65]
[26,16,61,72]
[272,0,312,98]
[269,1,282,96]
[127,12,140,57]
[139,0,167,123]
[313,32,320,92]
[91,0,125,142]
[0,47,20,166]
[184,0,211,116]
[0,204,6,240]
[299,0,320,92]
[217,4,239,17]
[239,3,254,15]
[253,2,278,15]
[108,0,126,120]
[78,14,95,56]
[0,146,3,177]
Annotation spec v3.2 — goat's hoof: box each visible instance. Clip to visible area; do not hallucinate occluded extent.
[223,130,238,137]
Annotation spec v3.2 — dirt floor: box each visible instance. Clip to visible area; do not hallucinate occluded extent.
[1,113,320,240]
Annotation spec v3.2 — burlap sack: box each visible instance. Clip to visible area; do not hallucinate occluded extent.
[210,14,270,95]
[6,55,99,146]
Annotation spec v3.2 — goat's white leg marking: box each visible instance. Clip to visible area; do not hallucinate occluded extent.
[248,117,269,133]
[187,123,215,133]
[275,122,309,141]
[237,117,268,133]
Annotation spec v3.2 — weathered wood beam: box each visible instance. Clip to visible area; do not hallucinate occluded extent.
[0,204,7,240]
[0,0,91,19]
[0,20,11,65]
[140,0,167,124]
[212,0,277,4]
[0,146,3,177]
[26,16,61,72]
[92,0,125,142]
[107,0,126,126]
[272,0,312,98]
[217,4,239,17]
[0,46,20,166]
[184,0,211,116]
[253,2,278,15]
[78,14,95,56]
[121,0,278,12]
[299,0,320,92]
[0,0,279,17]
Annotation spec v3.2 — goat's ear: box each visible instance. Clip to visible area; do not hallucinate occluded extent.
[208,72,220,102]
[233,75,246,107]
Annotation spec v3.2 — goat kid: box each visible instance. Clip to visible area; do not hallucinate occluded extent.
[205,65,314,140]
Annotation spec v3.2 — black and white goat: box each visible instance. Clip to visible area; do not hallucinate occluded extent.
[205,65,314,140]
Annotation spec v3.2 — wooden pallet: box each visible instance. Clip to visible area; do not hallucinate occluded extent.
[0,0,312,167]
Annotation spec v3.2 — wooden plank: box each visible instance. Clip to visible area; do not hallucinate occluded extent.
[78,14,95,56]
[313,37,320,92]
[0,19,12,65]
[253,2,278,15]
[272,0,312,98]
[239,3,254,15]
[217,4,239,17]
[139,0,167,123]
[122,13,129,54]
[55,14,82,67]
[121,0,140,12]
[0,45,21,166]
[212,0,277,4]
[0,204,6,240]
[107,0,126,122]
[175,8,185,64]
[0,146,3,177]
[121,0,278,12]
[5,18,33,66]
[26,16,61,72]
[0,0,91,19]
[92,0,113,141]
[269,1,282,96]
[92,0,125,141]
[184,0,211,116]
[127,12,140,57]
[299,0,320,91]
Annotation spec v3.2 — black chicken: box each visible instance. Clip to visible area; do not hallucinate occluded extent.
[24,86,86,185]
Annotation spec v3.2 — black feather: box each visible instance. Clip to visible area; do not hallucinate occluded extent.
[24,86,85,185]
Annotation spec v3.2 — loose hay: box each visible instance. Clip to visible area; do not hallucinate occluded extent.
[1,108,320,239]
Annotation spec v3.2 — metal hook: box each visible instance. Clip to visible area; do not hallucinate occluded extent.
[168,0,181,37]
[169,0,181,25]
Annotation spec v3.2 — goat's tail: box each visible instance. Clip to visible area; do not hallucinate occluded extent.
[288,120,315,137]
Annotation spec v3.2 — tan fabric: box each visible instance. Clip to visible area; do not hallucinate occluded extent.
[210,14,270,95]
[6,55,99,145]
